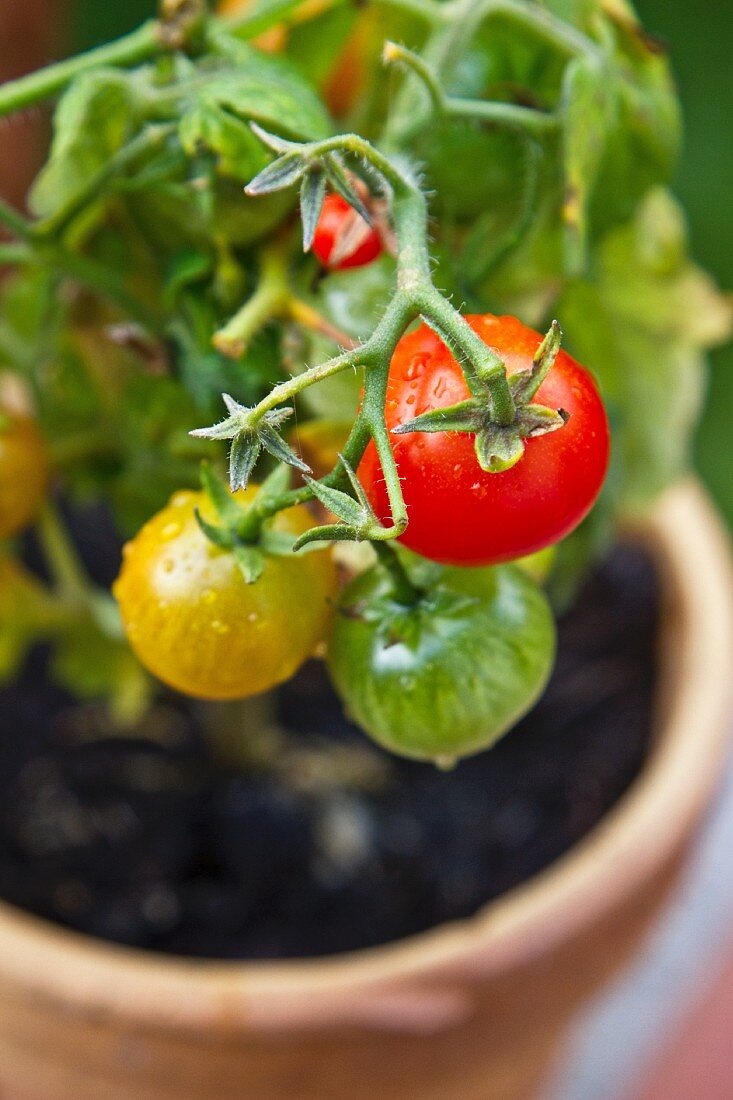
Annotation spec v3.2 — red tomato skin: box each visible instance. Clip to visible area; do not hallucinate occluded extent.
[360,314,610,566]
[312,194,383,270]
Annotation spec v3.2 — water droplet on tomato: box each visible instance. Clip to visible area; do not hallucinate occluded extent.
[403,355,427,381]
[211,620,230,635]
[161,522,181,541]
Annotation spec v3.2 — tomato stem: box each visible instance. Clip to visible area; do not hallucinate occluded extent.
[0,22,161,119]
[372,543,421,607]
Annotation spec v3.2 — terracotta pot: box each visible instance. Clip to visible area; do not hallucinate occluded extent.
[0,479,731,1100]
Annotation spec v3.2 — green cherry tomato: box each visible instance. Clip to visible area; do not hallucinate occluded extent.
[114,488,338,701]
[327,561,556,764]
[0,414,50,540]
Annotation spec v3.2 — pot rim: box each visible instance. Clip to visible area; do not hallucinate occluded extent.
[0,478,731,1031]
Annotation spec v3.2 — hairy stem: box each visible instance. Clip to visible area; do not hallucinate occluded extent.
[0,22,161,118]
[36,502,95,608]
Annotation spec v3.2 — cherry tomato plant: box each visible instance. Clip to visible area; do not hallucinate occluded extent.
[0,0,729,766]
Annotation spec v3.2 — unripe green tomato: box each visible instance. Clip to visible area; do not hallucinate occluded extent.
[327,562,556,764]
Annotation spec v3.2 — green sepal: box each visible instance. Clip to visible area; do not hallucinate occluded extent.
[300,170,327,252]
[392,398,484,436]
[233,544,265,584]
[191,395,309,492]
[244,152,307,196]
[230,430,261,492]
[516,404,569,438]
[509,321,563,403]
[474,425,525,472]
[248,122,302,156]
[193,507,235,549]
[322,154,373,225]
[199,460,242,524]
[259,425,311,476]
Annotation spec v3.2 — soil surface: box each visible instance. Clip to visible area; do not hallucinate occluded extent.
[0,511,659,958]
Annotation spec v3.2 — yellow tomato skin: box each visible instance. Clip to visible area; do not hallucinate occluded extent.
[113,489,337,701]
[0,416,49,540]
[291,419,351,480]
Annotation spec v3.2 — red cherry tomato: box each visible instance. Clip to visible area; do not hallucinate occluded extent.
[312,194,383,270]
[359,314,610,566]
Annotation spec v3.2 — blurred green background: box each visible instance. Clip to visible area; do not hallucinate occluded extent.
[70,0,733,523]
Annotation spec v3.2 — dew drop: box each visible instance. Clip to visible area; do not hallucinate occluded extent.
[201,588,216,605]
[406,394,416,406]
[433,376,447,399]
[403,355,426,381]
[162,559,175,574]
[211,620,230,635]
[246,611,258,623]
[161,522,182,541]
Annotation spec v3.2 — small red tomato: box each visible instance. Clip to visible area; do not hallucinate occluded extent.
[312,194,383,270]
[359,314,610,566]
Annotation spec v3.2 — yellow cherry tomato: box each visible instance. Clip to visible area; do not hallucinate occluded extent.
[113,488,337,701]
[0,414,50,540]
[290,419,351,480]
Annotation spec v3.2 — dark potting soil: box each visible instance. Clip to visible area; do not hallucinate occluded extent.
[0,510,659,958]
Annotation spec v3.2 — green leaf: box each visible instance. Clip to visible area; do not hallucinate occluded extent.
[193,48,331,143]
[561,55,613,274]
[30,70,138,219]
[163,250,212,310]
[557,188,732,508]
[179,102,270,181]
[0,558,64,682]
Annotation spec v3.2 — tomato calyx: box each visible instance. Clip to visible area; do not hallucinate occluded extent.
[393,320,569,473]
[244,124,393,266]
[190,393,311,491]
[193,463,307,583]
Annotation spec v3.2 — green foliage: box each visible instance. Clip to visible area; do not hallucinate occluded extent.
[559,189,732,508]
[0,0,729,728]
